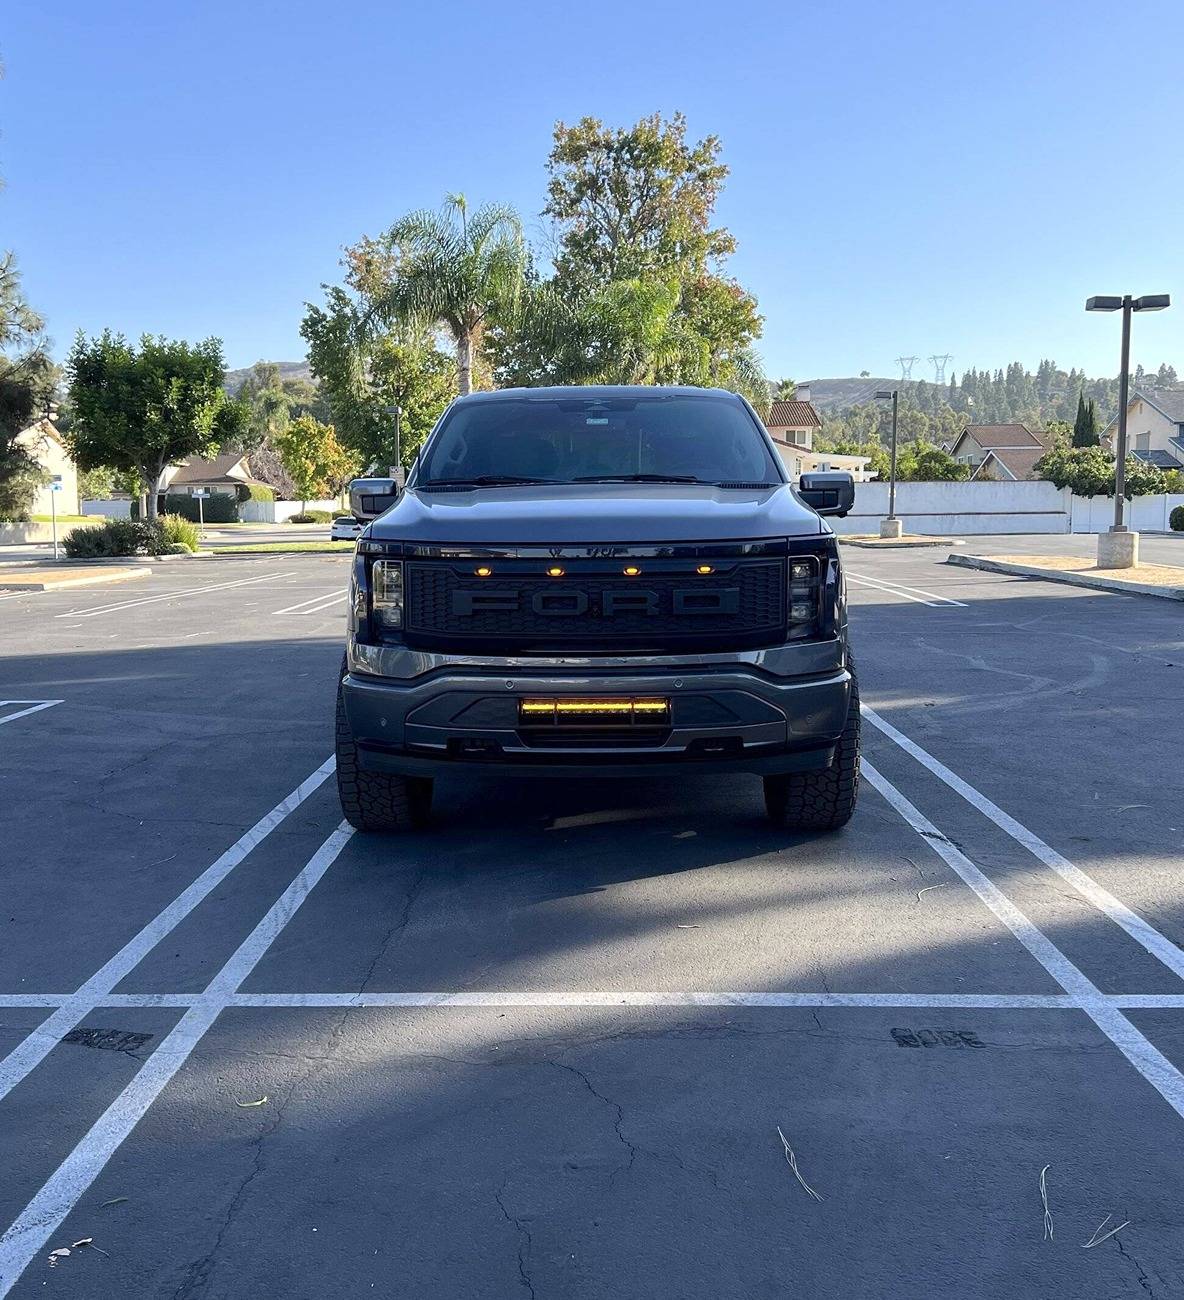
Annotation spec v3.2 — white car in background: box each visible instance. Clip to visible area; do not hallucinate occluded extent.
[330,515,363,541]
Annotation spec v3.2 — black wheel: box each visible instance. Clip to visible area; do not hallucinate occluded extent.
[764,662,860,831]
[336,678,433,831]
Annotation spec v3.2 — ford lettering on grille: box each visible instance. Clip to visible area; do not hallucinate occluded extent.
[450,588,740,618]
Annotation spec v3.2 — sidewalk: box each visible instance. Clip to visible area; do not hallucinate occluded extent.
[947,552,1184,600]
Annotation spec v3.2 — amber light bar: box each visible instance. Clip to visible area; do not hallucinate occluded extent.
[520,698,670,718]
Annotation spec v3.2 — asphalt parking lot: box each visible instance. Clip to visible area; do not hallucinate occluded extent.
[0,542,1182,1298]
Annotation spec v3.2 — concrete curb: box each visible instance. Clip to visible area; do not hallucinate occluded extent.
[0,567,151,592]
[946,552,1184,600]
[840,537,966,549]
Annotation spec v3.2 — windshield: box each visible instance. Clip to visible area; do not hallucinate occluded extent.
[415,393,782,486]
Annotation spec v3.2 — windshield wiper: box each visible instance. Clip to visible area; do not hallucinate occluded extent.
[573,473,705,484]
[418,475,565,489]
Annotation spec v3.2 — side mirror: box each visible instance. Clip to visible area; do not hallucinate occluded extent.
[798,471,855,518]
[348,477,400,522]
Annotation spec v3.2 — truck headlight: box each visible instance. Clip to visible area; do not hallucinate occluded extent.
[370,559,404,631]
[786,555,819,638]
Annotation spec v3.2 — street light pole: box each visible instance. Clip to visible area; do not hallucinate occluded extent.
[1085,292,1170,568]
[874,389,901,539]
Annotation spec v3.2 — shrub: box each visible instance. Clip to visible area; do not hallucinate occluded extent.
[161,492,239,523]
[1170,505,1184,532]
[236,482,275,503]
[159,513,200,552]
[288,509,333,523]
[63,518,172,558]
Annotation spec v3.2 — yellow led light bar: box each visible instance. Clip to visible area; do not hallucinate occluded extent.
[520,698,670,717]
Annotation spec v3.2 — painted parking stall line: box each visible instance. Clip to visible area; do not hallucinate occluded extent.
[273,590,348,616]
[863,703,1184,983]
[0,823,355,1296]
[0,700,62,726]
[863,759,1184,1121]
[56,569,298,619]
[845,571,967,607]
[0,757,335,1105]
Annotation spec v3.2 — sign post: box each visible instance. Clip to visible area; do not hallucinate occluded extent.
[49,475,63,561]
[192,489,209,540]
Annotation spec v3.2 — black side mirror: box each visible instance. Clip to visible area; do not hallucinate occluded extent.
[798,471,855,517]
[348,477,400,521]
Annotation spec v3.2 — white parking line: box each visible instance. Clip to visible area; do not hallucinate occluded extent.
[56,570,298,619]
[863,759,1184,1121]
[863,704,1184,982]
[0,700,62,726]
[0,822,355,1296]
[273,590,348,616]
[0,757,334,1105]
[846,572,967,607]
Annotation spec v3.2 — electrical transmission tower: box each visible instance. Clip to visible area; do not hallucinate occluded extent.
[929,354,953,384]
[894,356,918,381]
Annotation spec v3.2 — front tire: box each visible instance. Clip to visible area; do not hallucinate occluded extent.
[336,679,433,831]
[763,663,860,831]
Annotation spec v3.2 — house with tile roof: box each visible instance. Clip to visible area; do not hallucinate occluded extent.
[158,451,273,497]
[950,424,1045,475]
[764,387,876,482]
[1101,389,1184,471]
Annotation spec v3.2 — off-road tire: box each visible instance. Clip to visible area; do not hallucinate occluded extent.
[763,662,860,831]
[336,678,433,831]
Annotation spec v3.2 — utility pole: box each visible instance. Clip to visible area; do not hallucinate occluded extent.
[874,390,901,539]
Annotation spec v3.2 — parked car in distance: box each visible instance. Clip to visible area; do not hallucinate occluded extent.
[336,386,858,833]
[331,515,363,541]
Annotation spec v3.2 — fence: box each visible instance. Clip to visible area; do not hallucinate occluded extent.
[829,481,1184,535]
[240,498,346,523]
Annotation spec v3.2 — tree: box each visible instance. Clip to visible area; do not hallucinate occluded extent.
[1072,390,1100,446]
[356,195,526,395]
[897,441,969,482]
[302,284,455,472]
[0,254,55,520]
[1034,443,1166,498]
[274,415,359,512]
[66,332,242,519]
[544,113,733,287]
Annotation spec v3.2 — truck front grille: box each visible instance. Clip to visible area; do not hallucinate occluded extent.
[403,558,786,653]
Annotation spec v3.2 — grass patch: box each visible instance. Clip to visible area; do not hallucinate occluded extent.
[30,514,99,523]
[215,540,356,554]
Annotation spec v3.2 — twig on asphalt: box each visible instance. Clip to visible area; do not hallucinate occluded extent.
[776,1125,823,1202]
[1039,1165,1053,1241]
[1082,1214,1131,1249]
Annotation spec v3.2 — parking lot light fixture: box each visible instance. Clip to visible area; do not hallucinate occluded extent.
[1086,292,1171,567]
[873,389,901,538]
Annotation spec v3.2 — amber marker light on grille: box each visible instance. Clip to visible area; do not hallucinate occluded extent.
[696,564,714,575]
[474,565,492,577]
[623,565,641,576]
[546,566,565,577]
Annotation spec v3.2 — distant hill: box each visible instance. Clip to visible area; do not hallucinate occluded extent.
[798,378,897,412]
[224,360,312,394]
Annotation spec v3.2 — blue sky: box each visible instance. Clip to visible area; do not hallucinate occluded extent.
[3,0,1180,381]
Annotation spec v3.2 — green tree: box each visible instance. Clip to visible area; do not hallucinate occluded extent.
[355,195,526,395]
[1072,391,1100,446]
[274,415,360,513]
[544,112,733,287]
[774,378,797,399]
[0,254,55,520]
[66,332,242,519]
[1035,443,1166,497]
[302,284,455,472]
[897,441,969,482]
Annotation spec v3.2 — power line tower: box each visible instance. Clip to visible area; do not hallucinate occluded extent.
[894,356,918,381]
[929,354,953,384]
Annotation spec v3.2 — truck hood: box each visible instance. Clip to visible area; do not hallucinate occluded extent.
[368,482,825,546]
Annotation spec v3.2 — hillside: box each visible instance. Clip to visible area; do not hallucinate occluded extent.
[224,360,312,394]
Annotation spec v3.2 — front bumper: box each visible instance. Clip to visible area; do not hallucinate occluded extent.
[341,639,851,779]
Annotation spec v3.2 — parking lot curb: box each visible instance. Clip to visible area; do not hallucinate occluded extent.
[0,565,152,591]
[947,552,1184,600]
[840,537,965,549]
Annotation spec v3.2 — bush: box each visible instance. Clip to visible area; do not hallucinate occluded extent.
[159,513,200,552]
[161,492,239,523]
[236,482,275,503]
[1170,505,1184,532]
[63,518,172,558]
[288,509,333,523]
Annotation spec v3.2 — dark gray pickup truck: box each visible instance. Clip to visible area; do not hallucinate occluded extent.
[336,385,859,832]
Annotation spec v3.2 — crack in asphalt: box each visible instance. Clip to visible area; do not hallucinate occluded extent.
[357,865,429,994]
[494,1180,537,1300]
[1115,1235,1159,1298]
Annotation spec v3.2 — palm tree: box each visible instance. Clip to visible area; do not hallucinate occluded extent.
[372,195,526,395]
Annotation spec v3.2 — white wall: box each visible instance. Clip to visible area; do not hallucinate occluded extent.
[240,498,345,523]
[82,499,133,518]
[829,481,1184,535]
